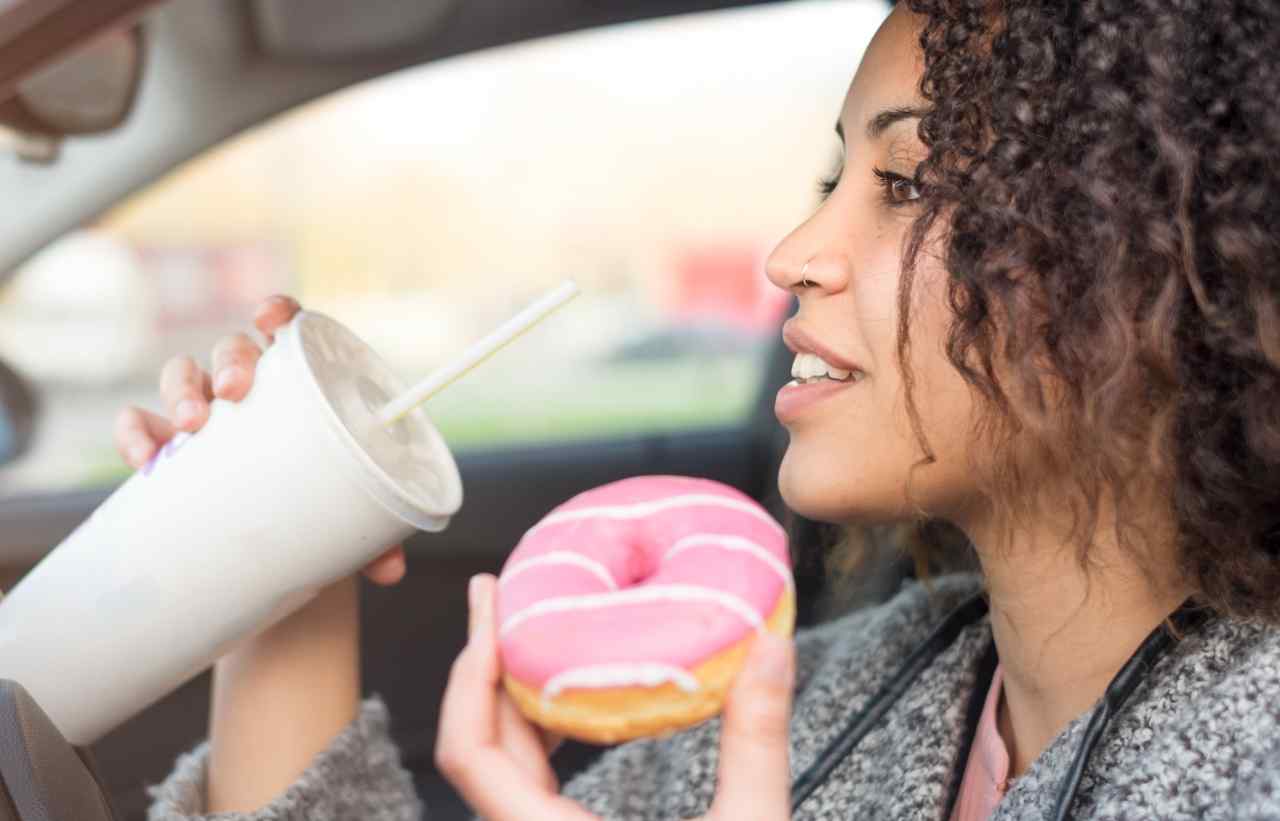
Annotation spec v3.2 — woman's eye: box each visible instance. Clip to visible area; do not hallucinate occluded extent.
[817,168,842,201]
[872,168,921,206]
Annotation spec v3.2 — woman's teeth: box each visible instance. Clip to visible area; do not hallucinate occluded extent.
[789,352,863,384]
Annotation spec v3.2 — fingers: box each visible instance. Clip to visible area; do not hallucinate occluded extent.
[128,299,299,464]
[464,574,500,674]
[436,575,596,821]
[464,575,559,784]
[497,692,560,793]
[442,575,501,756]
[210,333,263,402]
[159,356,213,432]
[459,576,560,756]
[114,406,177,468]
[707,631,795,821]
[362,545,406,586]
[254,295,302,343]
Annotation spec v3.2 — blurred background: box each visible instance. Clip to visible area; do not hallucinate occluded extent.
[0,0,874,498]
[0,0,894,816]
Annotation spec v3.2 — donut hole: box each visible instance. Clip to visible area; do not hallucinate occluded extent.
[622,529,664,587]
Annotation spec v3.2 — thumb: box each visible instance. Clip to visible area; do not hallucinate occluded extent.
[362,544,406,586]
[709,630,795,820]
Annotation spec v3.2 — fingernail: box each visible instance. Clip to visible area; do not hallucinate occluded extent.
[755,633,791,684]
[129,444,151,466]
[213,368,240,395]
[176,399,202,424]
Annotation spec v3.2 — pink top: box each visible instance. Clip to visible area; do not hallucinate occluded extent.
[950,664,1012,821]
[495,476,790,696]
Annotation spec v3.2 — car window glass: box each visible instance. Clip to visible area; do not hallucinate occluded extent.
[0,0,885,497]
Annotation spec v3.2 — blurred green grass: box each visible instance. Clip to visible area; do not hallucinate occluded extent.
[77,355,767,489]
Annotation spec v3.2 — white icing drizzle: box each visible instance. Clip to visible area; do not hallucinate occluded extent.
[499,583,764,637]
[499,551,618,591]
[540,662,700,701]
[522,493,785,540]
[663,534,793,589]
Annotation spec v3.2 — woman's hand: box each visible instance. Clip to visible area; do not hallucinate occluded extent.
[111,294,405,811]
[435,573,797,821]
[112,294,405,583]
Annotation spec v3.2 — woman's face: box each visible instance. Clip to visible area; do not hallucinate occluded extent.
[767,7,980,526]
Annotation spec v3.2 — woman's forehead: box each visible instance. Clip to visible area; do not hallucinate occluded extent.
[839,6,926,141]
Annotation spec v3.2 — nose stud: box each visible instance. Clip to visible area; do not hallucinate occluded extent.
[798,260,815,288]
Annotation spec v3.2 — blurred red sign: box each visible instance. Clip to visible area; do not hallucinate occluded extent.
[668,244,789,332]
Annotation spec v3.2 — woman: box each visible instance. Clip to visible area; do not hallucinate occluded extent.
[127,1,1280,819]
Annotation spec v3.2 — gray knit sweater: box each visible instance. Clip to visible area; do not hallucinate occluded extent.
[147,574,1280,820]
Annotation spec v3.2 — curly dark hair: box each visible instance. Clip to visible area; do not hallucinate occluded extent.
[888,0,1280,622]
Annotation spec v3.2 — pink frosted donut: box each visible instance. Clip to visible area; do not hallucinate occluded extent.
[496,475,794,744]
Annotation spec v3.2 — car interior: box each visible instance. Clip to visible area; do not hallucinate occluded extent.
[0,1,960,818]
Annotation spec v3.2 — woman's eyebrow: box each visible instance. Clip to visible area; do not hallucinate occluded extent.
[868,106,928,139]
[834,105,928,145]
[834,105,926,146]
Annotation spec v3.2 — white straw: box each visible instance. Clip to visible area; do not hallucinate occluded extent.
[377,280,581,426]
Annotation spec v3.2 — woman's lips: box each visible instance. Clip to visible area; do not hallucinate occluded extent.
[781,321,863,373]
[774,377,860,424]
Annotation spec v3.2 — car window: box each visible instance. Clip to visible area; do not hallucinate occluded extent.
[0,0,885,498]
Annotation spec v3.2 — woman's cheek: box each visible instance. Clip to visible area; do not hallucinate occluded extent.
[898,264,986,516]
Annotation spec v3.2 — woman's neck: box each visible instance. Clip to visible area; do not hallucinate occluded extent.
[963,507,1191,777]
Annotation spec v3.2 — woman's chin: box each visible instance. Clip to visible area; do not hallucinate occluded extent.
[777,445,907,525]
[778,450,853,523]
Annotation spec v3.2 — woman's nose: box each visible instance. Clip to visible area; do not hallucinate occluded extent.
[764,244,805,294]
[765,213,851,296]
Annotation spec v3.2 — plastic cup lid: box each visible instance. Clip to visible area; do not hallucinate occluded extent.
[285,311,464,532]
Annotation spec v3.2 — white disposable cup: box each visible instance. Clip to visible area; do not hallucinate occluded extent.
[0,311,463,744]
